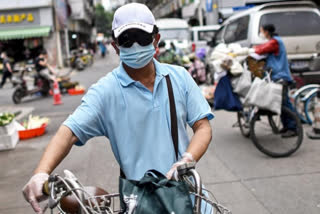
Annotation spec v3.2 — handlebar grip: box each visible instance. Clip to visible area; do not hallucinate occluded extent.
[43,180,50,196]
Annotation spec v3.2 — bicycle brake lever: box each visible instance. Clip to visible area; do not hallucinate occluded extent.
[177,162,196,176]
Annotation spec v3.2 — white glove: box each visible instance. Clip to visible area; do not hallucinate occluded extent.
[22,173,49,214]
[248,48,255,54]
[166,152,195,180]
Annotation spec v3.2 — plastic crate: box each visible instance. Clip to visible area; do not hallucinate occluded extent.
[19,124,47,140]
[0,127,19,151]
[68,88,85,95]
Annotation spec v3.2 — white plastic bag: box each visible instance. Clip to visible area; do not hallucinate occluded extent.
[229,60,244,76]
[244,78,283,114]
[231,67,252,97]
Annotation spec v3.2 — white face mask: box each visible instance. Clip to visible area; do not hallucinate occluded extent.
[259,32,266,40]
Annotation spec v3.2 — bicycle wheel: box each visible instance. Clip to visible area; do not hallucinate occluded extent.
[237,110,250,138]
[304,92,318,125]
[250,107,303,158]
[268,113,281,134]
[294,86,319,123]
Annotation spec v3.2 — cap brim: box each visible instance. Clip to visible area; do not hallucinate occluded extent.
[114,23,154,38]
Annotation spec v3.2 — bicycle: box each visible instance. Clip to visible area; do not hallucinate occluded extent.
[302,87,320,125]
[237,68,304,157]
[291,84,320,124]
[43,163,231,214]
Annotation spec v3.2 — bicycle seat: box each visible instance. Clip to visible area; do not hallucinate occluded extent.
[60,186,110,213]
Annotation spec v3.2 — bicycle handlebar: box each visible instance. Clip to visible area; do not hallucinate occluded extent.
[43,165,212,214]
[42,180,49,196]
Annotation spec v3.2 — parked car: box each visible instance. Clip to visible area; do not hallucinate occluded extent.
[209,1,320,84]
[191,25,220,53]
[156,18,191,54]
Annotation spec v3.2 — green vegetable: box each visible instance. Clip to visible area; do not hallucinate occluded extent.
[0,113,15,126]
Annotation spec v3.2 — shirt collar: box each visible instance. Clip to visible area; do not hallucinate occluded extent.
[116,59,169,87]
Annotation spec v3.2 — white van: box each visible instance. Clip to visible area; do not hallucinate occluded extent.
[212,1,320,84]
[156,18,191,52]
[191,25,220,52]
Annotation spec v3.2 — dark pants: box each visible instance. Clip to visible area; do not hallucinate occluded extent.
[281,85,297,130]
[0,71,12,88]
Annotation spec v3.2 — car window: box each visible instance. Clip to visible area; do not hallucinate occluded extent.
[198,30,216,41]
[191,31,194,41]
[159,29,190,40]
[259,11,320,36]
[215,26,225,43]
[224,16,249,43]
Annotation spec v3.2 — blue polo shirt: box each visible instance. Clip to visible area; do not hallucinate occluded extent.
[63,59,214,180]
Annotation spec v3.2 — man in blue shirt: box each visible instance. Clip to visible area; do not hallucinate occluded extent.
[23,3,213,213]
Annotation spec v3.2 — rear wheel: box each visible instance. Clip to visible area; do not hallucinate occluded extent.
[250,107,303,158]
[76,60,85,71]
[268,113,281,134]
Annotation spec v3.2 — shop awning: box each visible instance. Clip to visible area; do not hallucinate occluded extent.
[0,26,51,40]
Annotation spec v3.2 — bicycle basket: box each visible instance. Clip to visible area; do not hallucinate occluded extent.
[247,56,266,78]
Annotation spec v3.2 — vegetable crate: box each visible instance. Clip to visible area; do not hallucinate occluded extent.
[19,124,47,140]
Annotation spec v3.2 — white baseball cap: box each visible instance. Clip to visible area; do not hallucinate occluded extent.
[112,3,156,38]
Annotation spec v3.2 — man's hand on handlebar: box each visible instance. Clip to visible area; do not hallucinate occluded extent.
[22,173,49,214]
[166,152,195,180]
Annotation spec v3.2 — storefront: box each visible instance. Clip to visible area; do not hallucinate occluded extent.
[0,2,70,68]
[0,7,53,63]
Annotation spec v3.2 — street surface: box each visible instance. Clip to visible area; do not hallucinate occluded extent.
[0,49,320,214]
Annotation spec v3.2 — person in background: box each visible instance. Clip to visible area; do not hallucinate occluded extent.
[253,24,296,138]
[99,41,106,58]
[35,50,57,82]
[170,42,183,57]
[188,53,206,85]
[0,52,13,88]
[158,41,180,65]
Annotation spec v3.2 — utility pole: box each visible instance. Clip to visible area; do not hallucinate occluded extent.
[205,0,219,25]
[53,0,64,68]
[198,0,204,26]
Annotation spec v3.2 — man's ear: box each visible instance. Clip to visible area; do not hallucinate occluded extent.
[111,41,120,55]
[153,33,161,49]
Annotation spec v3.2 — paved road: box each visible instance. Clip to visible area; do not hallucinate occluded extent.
[0,50,319,214]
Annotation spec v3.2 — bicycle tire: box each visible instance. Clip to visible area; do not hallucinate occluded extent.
[294,86,319,124]
[237,111,250,138]
[268,113,281,134]
[250,107,303,158]
[304,91,318,125]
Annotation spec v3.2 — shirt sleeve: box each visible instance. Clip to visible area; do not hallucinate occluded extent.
[255,39,279,55]
[63,84,106,146]
[184,70,214,127]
